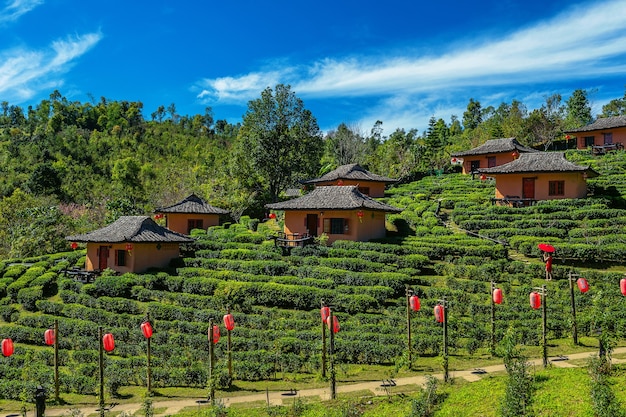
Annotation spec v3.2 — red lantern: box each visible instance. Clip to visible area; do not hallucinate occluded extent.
[337,180,343,186]
[493,288,503,305]
[70,242,78,250]
[479,174,487,181]
[44,328,55,346]
[512,150,520,159]
[326,316,340,334]
[577,278,589,293]
[208,325,220,344]
[434,304,444,323]
[320,306,330,322]
[620,278,626,296]
[451,157,457,163]
[102,333,115,352]
[125,243,133,251]
[268,213,276,219]
[409,295,420,312]
[141,321,153,339]
[530,292,541,310]
[223,313,235,331]
[1,338,13,357]
[565,135,571,140]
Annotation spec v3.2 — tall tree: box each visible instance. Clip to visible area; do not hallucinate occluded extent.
[463,98,482,130]
[323,123,366,167]
[238,84,323,202]
[600,87,626,117]
[564,89,593,129]
[527,94,565,150]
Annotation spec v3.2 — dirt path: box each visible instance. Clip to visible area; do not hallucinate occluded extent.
[40,347,625,417]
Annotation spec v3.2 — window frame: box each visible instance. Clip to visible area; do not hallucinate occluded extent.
[548,180,565,196]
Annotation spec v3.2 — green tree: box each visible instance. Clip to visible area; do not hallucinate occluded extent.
[564,89,593,129]
[462,98,482,130]
[238,84,323,202]
[322,123,366,167]
[527,94,564,150]
[600,87,626,117]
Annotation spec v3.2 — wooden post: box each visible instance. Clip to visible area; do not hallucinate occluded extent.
[329,309,336,400]
[226,308,233,379]
[442,298,449,382]
[406,286,412,369]
[54,319,59,403]
[146,313,152,393]
[490,282,496,355]
[321,300,327,378]
[98,326,105,417]
[542,285,548,368]
[208,319,215,405]
[568,271,579,345]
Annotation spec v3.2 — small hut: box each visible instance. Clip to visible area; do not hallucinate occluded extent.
[451,137,538,175]
[66,216,193,274]
[301,164,397,197]
[155,194,229,235]
[564,115,626,154]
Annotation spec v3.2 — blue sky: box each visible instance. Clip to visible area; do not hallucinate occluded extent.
[1,0,626,134]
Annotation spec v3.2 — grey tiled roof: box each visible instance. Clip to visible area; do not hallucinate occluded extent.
[451,137,538,157]
[477,152,599,177]
[265,186,402,212]
[155,194,229,215]
[66,216,194,243]
[564,116,626,133]
[301,163,397,185]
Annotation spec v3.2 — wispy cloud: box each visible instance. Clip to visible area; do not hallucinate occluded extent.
[196,0,626,131]
[0,32,102,101]
[0,0,43,24]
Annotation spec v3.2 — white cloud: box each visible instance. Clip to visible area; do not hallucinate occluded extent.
[0,32,102,101]
[0,0,43,24]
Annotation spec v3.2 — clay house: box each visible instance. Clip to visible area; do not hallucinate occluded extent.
[66,216,193,274]
[300,163,397,198]
[154,194,229,235]
[451,137,538,175]
[265,186,402,245]
[564,115,626,154]
[477,152,599,205]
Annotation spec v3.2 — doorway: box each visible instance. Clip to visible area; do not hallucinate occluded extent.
[306,214,318,237]
[522,178,535,199]
[98,246,109,270]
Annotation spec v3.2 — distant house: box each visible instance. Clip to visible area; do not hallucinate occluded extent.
[477,152,599,204]
[66,216,193,274]
[265,186,402,244]
[155,194,229,235]
[564,115,626,154]
[451,137,538,175]
[301,163,397,198]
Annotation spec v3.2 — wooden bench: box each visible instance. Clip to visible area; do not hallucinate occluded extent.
[592,143,623,155]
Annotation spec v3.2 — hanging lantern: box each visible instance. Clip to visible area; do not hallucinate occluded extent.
[320,306,330,322]
[409,295,420,312]
[337,180,343,186]
[577,278,589,293]
[451,157,457,164]
[565,135,571,140]
[268,213,276,219]
[223,313,235,331]
[103,333,115,352]
[44,328,55,346]
[326,316,340,334]
[434,304,445,323]
[357,210,364,223]
[70,242,78,250]
[530,292,541,310]
[480,174,487,181]
[208,325,220,344]
[511,150,520,159]
[493,288,503,305]
[620,278,626,296]
[125,243,133,251]
[141,321,153,339]
[1,338,14,357]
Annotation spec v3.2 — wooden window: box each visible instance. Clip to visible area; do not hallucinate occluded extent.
[358,186,370,195]
[548,181,565,196]
[115,249,126,266]
[487,156,496,168]
[584,136,595,147]
[470,160,480,172]
[323,218,347,234]
[603,133,613,145]
[187,219,203,233]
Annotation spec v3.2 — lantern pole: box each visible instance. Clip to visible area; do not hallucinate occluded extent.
[54,319,59,403]
[226,306,233,380]
[490,282,496,355]
[146,313,152,394]
[406,286,413,370]
[98,326,105,417]
[437,298,449,382]
[329,308,336,400]
[321,299,327,378]
[533,286,548,368]
[568,271,579,345]
[208,318,215,405]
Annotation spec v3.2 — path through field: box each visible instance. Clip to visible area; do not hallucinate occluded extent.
[40,347,626,417]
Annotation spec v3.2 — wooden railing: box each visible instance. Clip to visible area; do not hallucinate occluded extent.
[272,232,314,248]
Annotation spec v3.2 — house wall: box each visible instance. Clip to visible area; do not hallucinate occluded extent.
[283,209,388,244]
[166,213,220,235]
[576,126,626,149]
[461,153,517,175]
[85,242,181,273]
[494,172,588,200]
[312,181,388,197]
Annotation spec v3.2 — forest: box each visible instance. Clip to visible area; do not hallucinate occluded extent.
[0,84,625,260]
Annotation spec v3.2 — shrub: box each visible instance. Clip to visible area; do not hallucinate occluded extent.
[17,286,44,311]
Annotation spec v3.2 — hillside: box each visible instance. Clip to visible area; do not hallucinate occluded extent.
[0,149,626,415]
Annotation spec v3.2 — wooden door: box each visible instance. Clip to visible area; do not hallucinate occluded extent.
[98,246,109,270]
[522,178,535,199]
[306,214,318,237]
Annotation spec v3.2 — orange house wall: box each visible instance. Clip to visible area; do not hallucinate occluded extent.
[494,172,588,200]
[85,243,181,273]
[283,209,388,244]
[461,154,516,174]
[313,181,387,197]
[576,126,626,149]
[166,213,220,234]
